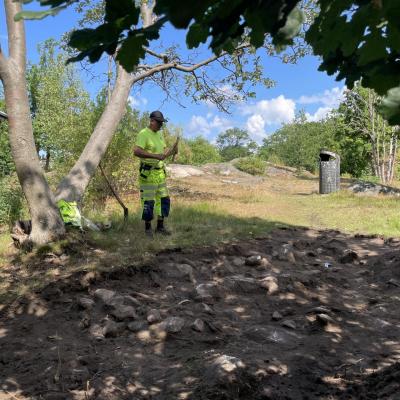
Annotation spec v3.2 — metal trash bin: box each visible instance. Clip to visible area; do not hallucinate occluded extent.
[319,150,340,194]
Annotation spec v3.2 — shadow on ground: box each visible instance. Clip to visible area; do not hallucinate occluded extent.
[1,210,400,399]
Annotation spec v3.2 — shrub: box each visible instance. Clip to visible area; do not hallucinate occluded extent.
[0,175,24,226]
[234,157,267,175]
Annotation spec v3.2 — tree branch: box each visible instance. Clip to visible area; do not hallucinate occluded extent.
[4,0,25,66]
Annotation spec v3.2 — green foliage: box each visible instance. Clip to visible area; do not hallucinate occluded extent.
[216,128,257,161]
[21,0,304,72]
[306,0,400,125]
[0,175,24,225]
[186,136,221,165]
[28,39,93,173]
[22,0,400,124]
[259,114,339,173]
[0,122,14,178]
[234,156,266,175]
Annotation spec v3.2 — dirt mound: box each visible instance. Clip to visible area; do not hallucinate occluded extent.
[1,228,400,399]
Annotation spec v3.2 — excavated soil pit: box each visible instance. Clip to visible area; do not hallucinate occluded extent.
[1,227,400,399]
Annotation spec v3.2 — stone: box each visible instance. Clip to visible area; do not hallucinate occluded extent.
[165,263,194,281]
[103,319,125,337]
[231,257,245,267]
[272,311,283,321]
[202,303,214,314]
[147,309,162,324]
[127,320,148,332]
[162,317,185,333]
[77,297,95,310]
[316,313,335,325]
[89,323,104,340]
[205,355,246,384]
[226,275,259,293]
[110,304,137,321]
[245,255,262,266]
[69,367,90,383]
[122,295,143,307]
[192,318,205,332]
[260,276,279,295]
[266,365,280,374]
[281,320,296,330]
[93,289,116,305]
[195,282,219,301]
[339,249,359,264]
[309,306,331,315]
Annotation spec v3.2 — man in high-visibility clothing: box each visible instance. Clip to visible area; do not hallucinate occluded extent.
[134,110,178,238]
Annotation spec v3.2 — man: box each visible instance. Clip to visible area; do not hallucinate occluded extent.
[134,110,178,238]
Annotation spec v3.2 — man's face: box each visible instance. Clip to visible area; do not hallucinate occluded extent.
[150,118,163,131]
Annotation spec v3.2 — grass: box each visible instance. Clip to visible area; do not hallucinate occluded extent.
[1,173,400,304]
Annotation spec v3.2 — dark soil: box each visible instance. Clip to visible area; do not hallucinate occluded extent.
[1,227,400,400]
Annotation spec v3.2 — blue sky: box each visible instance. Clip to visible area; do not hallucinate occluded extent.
[0,3,346,143]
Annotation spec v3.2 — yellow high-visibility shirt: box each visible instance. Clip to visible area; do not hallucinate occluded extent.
[135,127,166,167]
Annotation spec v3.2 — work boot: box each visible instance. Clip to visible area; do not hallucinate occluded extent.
[155,218,171,235]
[145,229,154,238]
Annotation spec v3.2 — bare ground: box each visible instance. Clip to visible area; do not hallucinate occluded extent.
[1,227,400,400]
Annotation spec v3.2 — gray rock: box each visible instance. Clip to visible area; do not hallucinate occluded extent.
[225,275,259,293]
[122,295,143,307]
[309,306,331,315]
[78,297,95,310]
[89,323,104,340]
[272,311,283,321]
[93,288,116,305]
[127,320,148,332]
[195,282,219,301]
[165,263,194,281]
[162,316,185,333]
[147,309,162,324]
[103,319,125,337]
[205,354,246,384]
[245,255,262,266]
[110,305,137,321]
[281,320,296,330]
[266,365,280,374]
[192,318,205,332]
[316,313,335,325]
[231,257,245,267]
[339,249,359,264]
[260,276,279,295]
[202,303,215,314]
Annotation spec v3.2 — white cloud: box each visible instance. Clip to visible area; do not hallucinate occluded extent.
[128,96,148,109]
[187,114,233,137]
[305,107,333,122]
[297,87,345,108]
[246,114,266,140]
[241,95,296,126]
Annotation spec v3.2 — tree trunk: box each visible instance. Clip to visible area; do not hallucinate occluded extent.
[55,65,134,202]
[0,0,65,245]
[45,149,51,172]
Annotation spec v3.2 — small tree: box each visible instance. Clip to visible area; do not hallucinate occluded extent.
[187,136,221,165]
[339,85,400,184]
[216,128,257,161]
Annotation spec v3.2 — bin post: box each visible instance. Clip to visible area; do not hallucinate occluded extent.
[319,150,340,194]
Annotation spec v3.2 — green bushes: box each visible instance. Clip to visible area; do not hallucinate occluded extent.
[0,175,24,225]
[234,157,266,175]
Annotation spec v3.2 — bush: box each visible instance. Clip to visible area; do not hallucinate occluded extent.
[0,175,24,226]
[234,157,267,175]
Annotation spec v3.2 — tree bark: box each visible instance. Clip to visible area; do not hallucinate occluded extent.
[0,0,65,245]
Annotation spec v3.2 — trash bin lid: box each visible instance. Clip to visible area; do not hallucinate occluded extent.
[320,150,339,160]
